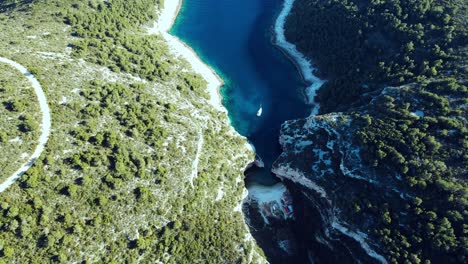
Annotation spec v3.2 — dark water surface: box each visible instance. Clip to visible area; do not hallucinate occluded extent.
[171,0,310,186]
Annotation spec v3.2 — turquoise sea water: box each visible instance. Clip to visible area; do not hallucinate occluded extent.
[171,0,309,185]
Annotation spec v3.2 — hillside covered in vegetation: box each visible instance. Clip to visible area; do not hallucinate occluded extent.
[286,0,466,112]
[276,0,467,263]
[0,0,264,262]
[0,62,41,181]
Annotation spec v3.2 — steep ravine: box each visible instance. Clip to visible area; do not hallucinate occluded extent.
[240,0,329,262]
[169,1,325,262]
[265,0,389,262]
[242,0,393,261]
[272,114,389,264]
[158,1,464,263]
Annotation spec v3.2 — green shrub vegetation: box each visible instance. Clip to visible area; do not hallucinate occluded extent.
[286,0,467,263]
[286,0,467,112]
[0,0,262,262]
[0,63,41,181]
[352,78,467,263]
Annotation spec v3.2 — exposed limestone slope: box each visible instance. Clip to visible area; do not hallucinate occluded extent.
[273,81,467,263]
[273,112,389,264]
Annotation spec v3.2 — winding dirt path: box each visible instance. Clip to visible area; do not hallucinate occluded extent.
[0,57,51,192]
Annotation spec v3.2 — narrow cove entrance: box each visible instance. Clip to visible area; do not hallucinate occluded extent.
[171,0,312,262]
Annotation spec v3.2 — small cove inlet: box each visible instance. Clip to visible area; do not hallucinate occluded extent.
[171,0,324,262]
[172,0,311,185]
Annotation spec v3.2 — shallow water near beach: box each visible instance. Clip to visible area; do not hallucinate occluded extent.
[171,0,310,186]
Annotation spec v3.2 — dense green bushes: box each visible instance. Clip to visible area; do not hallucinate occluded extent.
[353,79,467,263]
[0,63,41,181]
[0,0,260,262]
[63,0,209,98]
[64,0,171,81]
[286,0,467,112]
[286,0,467,263]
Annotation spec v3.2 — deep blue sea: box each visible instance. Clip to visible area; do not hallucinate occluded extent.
[171,0,309,186]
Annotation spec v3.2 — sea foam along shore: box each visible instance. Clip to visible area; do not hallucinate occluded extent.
[148,0,225,112]
[0,57,52,192]
[274,0,325,115]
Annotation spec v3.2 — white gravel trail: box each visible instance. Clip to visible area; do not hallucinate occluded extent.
[0,57,51,192]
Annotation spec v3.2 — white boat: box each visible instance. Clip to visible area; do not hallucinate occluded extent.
[257,105,263,117]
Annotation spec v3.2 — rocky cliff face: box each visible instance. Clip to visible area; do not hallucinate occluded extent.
[272,112,389,263]
[277,0,467,262]
[273,82,467,263]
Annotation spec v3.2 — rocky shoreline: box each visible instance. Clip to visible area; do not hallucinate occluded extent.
[148,0,225,111]
[274,0,325,115]
[152,1,264,262]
